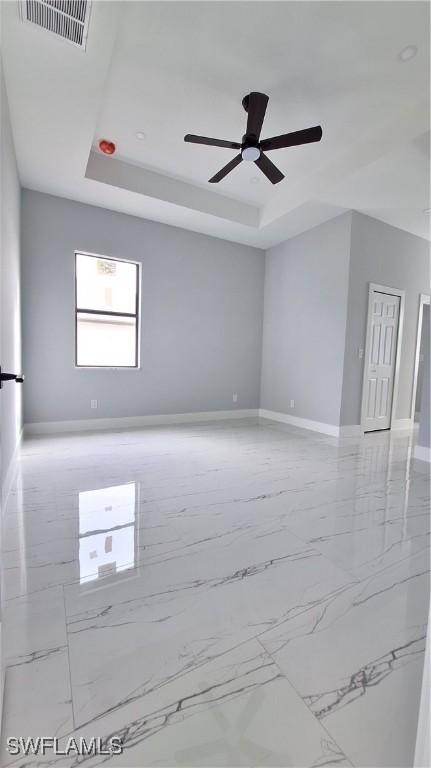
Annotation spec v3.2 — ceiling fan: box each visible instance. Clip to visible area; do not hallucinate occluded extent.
[184,92,322,185]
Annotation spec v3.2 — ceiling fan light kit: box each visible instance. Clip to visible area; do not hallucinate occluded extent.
[184,92,322,185]
[242,146,261,162]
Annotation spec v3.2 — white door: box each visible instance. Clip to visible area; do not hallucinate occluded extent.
[363,291,400,432]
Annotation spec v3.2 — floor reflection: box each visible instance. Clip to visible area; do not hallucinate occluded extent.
[79,482,137,583]
[2,423,429,767]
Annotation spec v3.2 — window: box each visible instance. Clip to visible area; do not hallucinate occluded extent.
[75,252,140,368]
[78,482,137,584]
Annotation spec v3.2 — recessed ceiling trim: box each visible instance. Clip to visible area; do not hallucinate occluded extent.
[4,0,430,245]
[85,151,260,228]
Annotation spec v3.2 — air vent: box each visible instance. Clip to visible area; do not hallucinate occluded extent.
[20,0,91,49]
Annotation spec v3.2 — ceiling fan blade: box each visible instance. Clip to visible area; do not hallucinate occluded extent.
[246,92,269,139]
[255,153,284,184]
[260,125,322,152]
[184,134,241,150]
[209,154,242,183]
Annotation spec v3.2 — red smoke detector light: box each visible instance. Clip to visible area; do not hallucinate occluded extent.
[99,139,116,155]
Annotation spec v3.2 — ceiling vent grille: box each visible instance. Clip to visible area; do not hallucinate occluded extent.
[20,0,91,49]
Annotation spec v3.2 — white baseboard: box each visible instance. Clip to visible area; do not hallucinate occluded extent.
[23,411,414,441]
[258,409,340,437]
[414,445,431,463]
[1,427,23,508]
[24,409,259,436]
[339,425,362,437]
[392,418,414,430]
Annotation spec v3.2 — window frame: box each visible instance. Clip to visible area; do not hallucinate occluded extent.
[74,251,141,369]
[78,480,139,588]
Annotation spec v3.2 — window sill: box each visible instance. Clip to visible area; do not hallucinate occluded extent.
[74,366,141,371]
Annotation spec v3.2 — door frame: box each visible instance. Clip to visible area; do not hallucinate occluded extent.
[360,282,405,432]
[410,293,430,421]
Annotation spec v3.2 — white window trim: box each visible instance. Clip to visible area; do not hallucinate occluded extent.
[74,250,142,370]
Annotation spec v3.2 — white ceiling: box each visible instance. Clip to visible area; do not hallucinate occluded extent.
[1,1,430,247]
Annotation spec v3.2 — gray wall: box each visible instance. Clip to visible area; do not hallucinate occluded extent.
[417,309,430,450]
[415,304,430,417]
[1,62,22,487]
[21,191,265,424]
[260,213,352,426]
[340,212,430,426]
[19,187,431,431]
[418,306,431,448]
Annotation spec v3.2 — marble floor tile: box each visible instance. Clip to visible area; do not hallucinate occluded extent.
[2,586,67,664]
[3,640,351,768]
[63,533,353,728]
[1,420,428,767]
[260,549,430,767]
[80,639,352,767]
[2,646,74,749]
[1,587,73,761]
[274,472,430,580]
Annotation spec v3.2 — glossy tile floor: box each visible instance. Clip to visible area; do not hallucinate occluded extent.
[2,419,430,767]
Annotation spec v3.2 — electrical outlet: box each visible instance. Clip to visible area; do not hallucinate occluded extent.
[232,393,238,403]
[290,399,295,409]
[91,399,98,409]
[358,348,364,359]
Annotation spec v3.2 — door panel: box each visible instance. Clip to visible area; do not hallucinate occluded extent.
[367,378,377,418]
[382,326,394,365]
[364,291,400,432]
[371,324,380,364]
